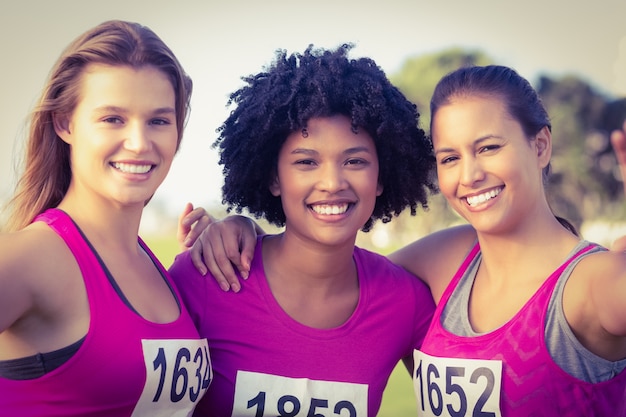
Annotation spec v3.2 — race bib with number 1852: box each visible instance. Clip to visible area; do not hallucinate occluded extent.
[413,350,502,417]
[232,370,368,417]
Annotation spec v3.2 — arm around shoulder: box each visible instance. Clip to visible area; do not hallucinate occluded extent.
[387,224,477,303]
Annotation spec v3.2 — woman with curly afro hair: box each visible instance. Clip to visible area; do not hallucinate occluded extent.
[169,44,437,417]
[215,43,436,232]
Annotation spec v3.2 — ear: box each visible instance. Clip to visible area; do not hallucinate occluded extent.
[269,175,281,197]
[376,182,383,197]
[534,126,552,169]
[53,113,72,145]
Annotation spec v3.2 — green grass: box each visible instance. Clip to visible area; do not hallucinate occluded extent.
[379,363,417,416]
[144,235,181,269]
[145,235,418,416]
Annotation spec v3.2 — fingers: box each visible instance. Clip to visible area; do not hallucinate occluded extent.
[176,202,194,251]
[177,203,212,250]
[187,214,259,293]
[237,217,258,276]
[182,208,212,248]
[218,215,259,280]
[188,233,241,291]
[188,220,248,292]
[204,220,251,291]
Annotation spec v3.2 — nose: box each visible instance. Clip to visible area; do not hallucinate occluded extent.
[460,156,485,186]
[123,122,152,153]
[316,164,347,193]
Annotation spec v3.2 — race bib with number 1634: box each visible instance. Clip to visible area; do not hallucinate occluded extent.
[131,338,212,417]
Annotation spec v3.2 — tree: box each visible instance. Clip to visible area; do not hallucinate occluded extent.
[390,47,492,128]
[538,77,626,227]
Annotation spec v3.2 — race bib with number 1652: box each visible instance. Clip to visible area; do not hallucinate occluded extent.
[413,350,502,417]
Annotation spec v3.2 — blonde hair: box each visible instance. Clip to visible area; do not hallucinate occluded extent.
[3,20,192,231]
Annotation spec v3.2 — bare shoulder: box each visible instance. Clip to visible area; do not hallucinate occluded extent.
[0,224,80,326]
[388,224,477,301]
[567,249,626,337]
[0,223,75,280]
[574,248,626,280]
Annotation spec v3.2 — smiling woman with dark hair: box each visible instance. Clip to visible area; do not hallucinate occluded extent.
[169,44,437,417]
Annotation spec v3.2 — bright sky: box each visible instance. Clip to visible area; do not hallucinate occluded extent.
[1,0,625,219]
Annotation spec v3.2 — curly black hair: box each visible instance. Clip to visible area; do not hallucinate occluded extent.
[214,43,436,232]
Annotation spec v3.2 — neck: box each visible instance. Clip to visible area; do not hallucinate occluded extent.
[263,232,357,292]
[261,232,360,329]
[475,212,580,286]
[56,195,144,256]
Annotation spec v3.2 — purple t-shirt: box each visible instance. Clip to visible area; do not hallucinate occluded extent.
[170,237,434,417]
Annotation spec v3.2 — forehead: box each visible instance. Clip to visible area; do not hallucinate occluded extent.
[76,63,175,107]
[282,115,376,150]
[431,95,515,143]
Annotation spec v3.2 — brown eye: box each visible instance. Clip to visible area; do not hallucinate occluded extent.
[103,116,123,124]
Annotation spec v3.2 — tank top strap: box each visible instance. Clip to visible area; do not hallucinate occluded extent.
[438,241,481,307]
[35,208,99,268]
[34,208,112,310]
[540,241,600,294]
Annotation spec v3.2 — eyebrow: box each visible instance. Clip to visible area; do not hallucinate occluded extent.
[434,134,503,155]
[290,146,374,156]
[93,105,176,115]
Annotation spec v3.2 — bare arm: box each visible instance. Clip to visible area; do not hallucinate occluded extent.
[593,120,626,339]
[388,224,477,303]
[183,213,477,297]
[566,251,626,362]
[610,120,626,251]
[0,233,35,334]
[567,117,626,358]
[592,253,626,338]
[0,226,85,357]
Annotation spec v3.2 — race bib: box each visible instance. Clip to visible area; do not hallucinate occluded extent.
[232,370,368,417]
[413,350,502,417]
[131,338,212,417]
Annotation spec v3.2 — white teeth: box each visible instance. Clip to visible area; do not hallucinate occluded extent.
[466,188,501,207]
[311,204,349,215]
[112,162,152,174]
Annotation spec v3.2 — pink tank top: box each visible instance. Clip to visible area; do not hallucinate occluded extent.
[0,209,211,417]
[415,242,626,416]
